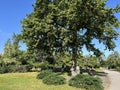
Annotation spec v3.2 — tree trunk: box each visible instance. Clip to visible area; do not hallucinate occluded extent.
[70,46,78,76]
[70,28,78,76]
[72,46,77,71]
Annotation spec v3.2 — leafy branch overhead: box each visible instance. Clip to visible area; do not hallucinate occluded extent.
[21,0,120,69]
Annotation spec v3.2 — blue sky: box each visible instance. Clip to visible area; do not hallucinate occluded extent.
[0,0,35,52]
[0,0,120,57]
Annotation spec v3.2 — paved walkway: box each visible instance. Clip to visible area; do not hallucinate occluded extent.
[103,69,120,90]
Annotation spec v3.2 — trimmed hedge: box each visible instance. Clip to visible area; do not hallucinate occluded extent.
[69,74,103,90]
[42,74,66,85]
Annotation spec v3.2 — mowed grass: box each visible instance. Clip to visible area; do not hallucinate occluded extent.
[0,72,83,90]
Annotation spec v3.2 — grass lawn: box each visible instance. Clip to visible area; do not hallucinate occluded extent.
[0,72,83,90]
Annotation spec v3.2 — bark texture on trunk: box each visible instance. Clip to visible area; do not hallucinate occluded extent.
[70,25,80,76]
[72,47,77,71]
[72,26,78,71]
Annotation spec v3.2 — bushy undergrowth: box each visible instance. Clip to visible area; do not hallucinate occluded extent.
[37,70,66,85]
[43,74,66,85]
[69,74,103,90]
[0,66,8,74]
[0,65,32,74]
[37,70,53,79]
[116,67,120,71]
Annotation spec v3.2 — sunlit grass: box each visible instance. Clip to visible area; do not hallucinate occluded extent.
[0,72,84,90]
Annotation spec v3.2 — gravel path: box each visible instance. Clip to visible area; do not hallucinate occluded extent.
[103,69,120,90]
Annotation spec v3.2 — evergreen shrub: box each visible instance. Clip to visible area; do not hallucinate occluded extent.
[69,74,103,90]
[42,74,66,85]
[37,70,53,79]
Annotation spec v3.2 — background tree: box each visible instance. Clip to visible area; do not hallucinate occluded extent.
[21,0,120,72]
[3,39,12,58]
[107,51,120,69]
[11,33,20,58]
[85,55,100,68]
[53,52,72,72]
[1,39,14,73]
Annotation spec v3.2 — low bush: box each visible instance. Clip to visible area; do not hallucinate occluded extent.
[0,65,17,73]
[116,67,120,71]
[7,65,17,72]
[42,74,66,85]
[0,66,8,74]
[69,74,103,90]
[37,70,53,79]
[0,65,32,73]
[15,65,31,72]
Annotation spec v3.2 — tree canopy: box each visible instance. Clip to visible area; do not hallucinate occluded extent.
[21,0,120,70]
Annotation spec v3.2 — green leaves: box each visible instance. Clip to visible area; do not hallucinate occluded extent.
[21,0,120,69]
[3,39,12,58]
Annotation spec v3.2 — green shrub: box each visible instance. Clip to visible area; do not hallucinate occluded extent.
[37,70,53,79]
[69,74,103,90]
[116,67,120,71]
[42,74,66,85]
[7,65,17,72]
[0,66,8,74]
[0,65,32,73]
[15,65,31,72]
[0,65,18,73]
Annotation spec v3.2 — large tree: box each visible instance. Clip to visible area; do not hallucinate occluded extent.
[21,0,120,71]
